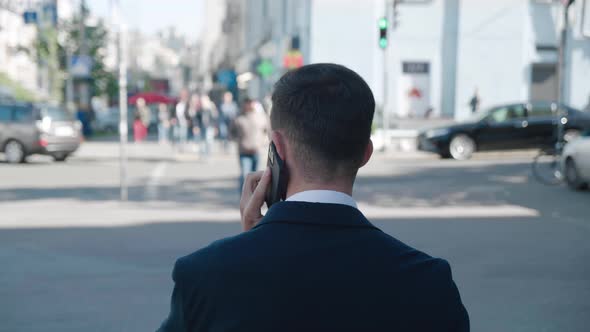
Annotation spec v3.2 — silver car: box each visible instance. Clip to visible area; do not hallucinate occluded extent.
[561,131,590,190]
[0,103,82,163]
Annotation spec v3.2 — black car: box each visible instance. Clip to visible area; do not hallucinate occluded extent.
[0,102,82,163]
[418,102,590,160]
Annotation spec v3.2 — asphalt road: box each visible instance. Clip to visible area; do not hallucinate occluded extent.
[1,144,589,332]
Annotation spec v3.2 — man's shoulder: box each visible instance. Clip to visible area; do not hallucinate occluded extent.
[171,230,263,283]
[370,229,452,278]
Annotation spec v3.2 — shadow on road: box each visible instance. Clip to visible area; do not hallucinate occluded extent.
[1,216,589,332]
[0,161,586,217]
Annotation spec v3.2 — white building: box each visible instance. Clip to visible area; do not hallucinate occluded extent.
[0,4,41,98]
[223,0,311,99]
[309,0,590,121]
[198,0,228,91]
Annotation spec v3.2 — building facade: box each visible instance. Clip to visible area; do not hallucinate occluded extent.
[0,2,43,99]
[309,0,590,120]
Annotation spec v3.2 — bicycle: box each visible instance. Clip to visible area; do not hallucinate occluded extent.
[530,103,573,186]
[531,145,563,185]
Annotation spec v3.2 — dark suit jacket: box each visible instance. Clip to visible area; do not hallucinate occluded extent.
[157,202,469,332]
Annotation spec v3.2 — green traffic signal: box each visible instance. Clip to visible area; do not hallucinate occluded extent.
[378,17,388,49]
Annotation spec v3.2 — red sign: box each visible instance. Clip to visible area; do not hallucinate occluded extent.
[283,50,304,70]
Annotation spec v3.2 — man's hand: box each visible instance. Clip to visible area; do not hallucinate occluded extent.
[240,168,271,231]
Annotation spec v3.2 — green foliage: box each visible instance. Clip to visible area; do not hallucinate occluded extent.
[0,72,37,102]
[56,8,118,101]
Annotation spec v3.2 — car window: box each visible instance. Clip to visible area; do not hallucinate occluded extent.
[530,104,554,117]
[0,105,11,122]
[487,105,526,123]
[12,106,34,122]
[41,106,71,121]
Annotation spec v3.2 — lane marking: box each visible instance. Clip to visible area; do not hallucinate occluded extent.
[0,201,540,229]
[145,162,167,201]
[358,203,540,219]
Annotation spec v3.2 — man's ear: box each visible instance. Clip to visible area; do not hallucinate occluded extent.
[359,139,373,168]
[271,131,288,161]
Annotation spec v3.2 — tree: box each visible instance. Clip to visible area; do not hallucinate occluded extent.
[36,3,118,104]
[62,9,118,102]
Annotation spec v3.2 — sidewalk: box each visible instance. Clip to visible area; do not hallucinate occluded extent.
[372,118,456,152]
[75,140,236,163]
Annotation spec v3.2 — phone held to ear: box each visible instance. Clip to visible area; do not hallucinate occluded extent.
[265,142,288,208]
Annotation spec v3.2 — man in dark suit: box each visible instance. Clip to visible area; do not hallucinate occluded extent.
[157,63,469,332]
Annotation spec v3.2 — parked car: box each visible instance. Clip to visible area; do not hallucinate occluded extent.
[418,102,590,160]
[561,131,590,190]
[0,103,82,163]
[93,105,157,133]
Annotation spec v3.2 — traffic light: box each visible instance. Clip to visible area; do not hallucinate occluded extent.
[378,17,388,49]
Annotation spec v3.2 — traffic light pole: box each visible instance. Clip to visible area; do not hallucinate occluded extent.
[557,1,572,148]
[382,46,389,151]
[114,0,129,202]
[381,0,392,151]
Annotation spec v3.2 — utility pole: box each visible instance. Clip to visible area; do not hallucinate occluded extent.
[557,0,574,145]
[558,0,574,107]
[113,0,129,201]
[379,0,392,151]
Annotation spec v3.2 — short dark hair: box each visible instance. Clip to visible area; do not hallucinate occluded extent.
[271,63,375,180]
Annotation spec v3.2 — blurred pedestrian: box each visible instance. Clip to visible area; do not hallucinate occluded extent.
[219,91,239,151]
[253,99,266,115]
[469,88,481,114]
[133,112,147,143]
[188,93,201,147]
[174,89,190,151]
[157,103,171,144]
[230,97,270,191]
[136,97,152,132]
[198,94,218,159]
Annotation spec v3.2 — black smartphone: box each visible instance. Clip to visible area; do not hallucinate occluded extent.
[265,142,288,208]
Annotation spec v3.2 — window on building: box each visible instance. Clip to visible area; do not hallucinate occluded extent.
[530,64,558,102]
[0,105,12,122]
[12,106,34,122]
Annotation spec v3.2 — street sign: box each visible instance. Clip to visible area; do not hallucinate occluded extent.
[217,69,237,88]
[256,59,274,79]
[70,56,93,78]
[283,51,303,70]
[23,11,38,24]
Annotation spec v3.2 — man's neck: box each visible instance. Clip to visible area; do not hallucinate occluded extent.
[286,182,353,199]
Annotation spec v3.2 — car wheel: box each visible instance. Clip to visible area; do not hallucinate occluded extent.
[449,134,475,160]
[564,158,587,190]
[52,152,69,162]
[439,151,452,159]
[4,140,26,164]
[564,129,581,143]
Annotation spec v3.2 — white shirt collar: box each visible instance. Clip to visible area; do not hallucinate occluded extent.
[286,190,358,209]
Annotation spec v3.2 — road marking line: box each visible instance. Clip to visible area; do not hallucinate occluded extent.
[145,162,167,201]
[0,200,541,229]
[358,203,540,218]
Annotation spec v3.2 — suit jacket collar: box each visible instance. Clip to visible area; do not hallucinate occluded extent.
[254,201,378,230]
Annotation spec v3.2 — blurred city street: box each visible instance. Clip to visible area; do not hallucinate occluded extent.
[2,0,590,330]
[1,145,589,332]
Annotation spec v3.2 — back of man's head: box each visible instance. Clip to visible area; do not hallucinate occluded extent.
[271,63,375,181]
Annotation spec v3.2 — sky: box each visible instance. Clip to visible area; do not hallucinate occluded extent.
[86,0,205,42]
